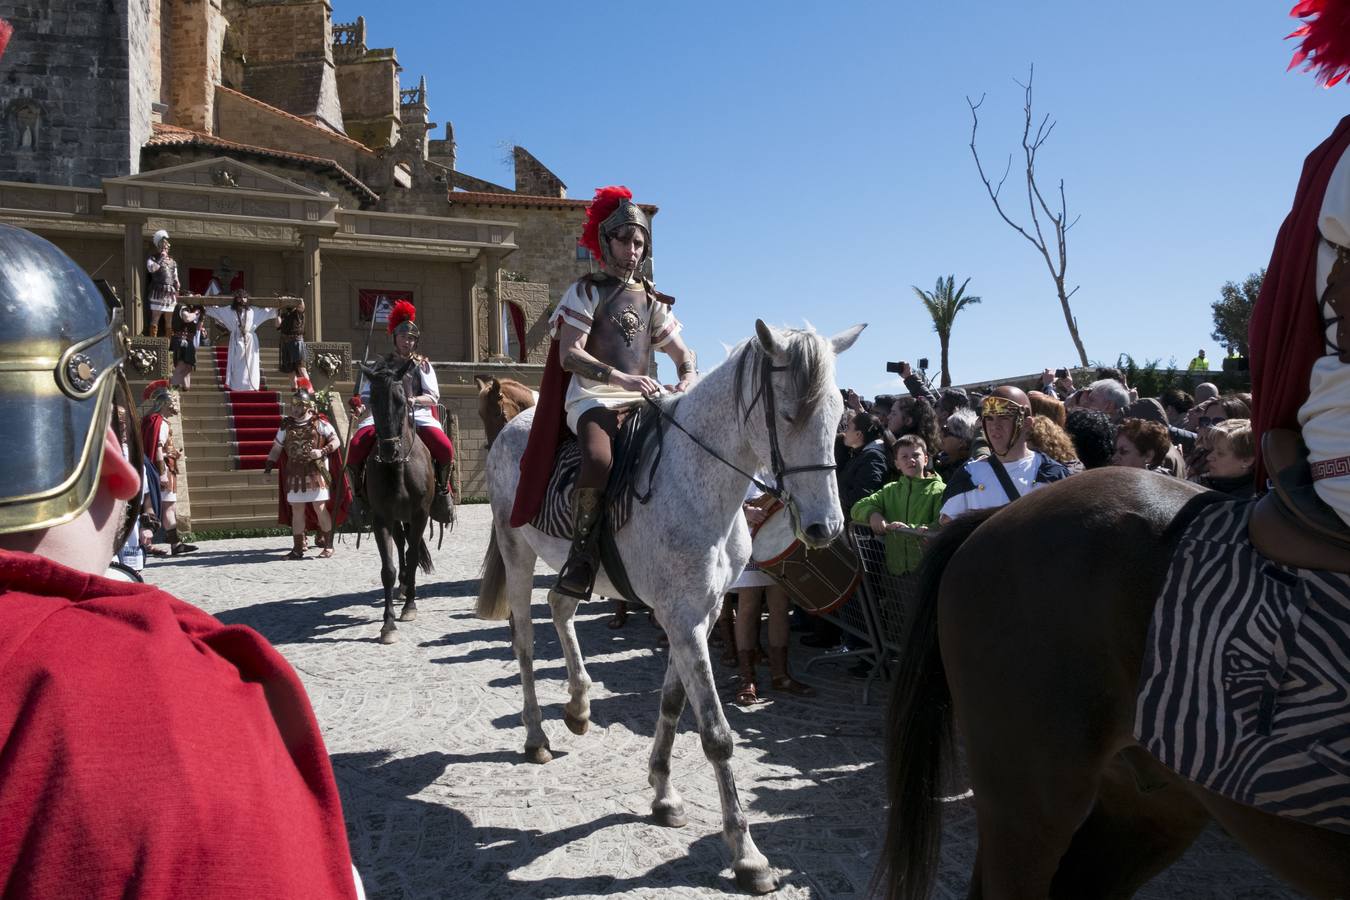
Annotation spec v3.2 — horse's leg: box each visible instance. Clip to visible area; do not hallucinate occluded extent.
[498,526,549,763]
[374,523,399,644]
[648,656,688,828]
[663,601,777,894]
[1189,783,1350,897]
[400,514,424,622]
[546,588,593,736]
[1049,751,1209,898]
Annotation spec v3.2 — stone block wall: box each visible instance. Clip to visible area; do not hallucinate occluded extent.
[214,86,368,175]
[512,147,565,198]
[319,253,468,362]
[237,0,344,133]
[427,360,544,499]
[0,0,136,186]
[334,50,399,149]
[163,0,226,132]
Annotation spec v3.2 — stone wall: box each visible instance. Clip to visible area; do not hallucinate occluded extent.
[334,50,399,149]
[237,0,344,133]
[428,360,544,499]
[319,253,469,362]
[512,147,565,198]
[140,146,369,210]
[214,86,369,176]
[0,0,136,186]
[163,0,226,132]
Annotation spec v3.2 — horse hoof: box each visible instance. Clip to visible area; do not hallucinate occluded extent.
[563,712,590,736]
[378,629,398,645]
[400,607,417,622]
[733,866,778,895]
[524,745,552,765]
[651,803,687,828]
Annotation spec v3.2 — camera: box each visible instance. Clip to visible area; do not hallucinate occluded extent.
[1055,367,1068,379]
[918,358,929,371]
[885,361,903,375]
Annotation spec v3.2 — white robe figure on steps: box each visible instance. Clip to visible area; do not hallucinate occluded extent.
[205,291,277,392]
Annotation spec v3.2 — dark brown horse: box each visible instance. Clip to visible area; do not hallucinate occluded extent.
[877,467,1350,899]
[475,375,535,447]
[363,358,434,644]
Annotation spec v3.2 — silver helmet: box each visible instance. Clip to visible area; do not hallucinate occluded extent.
[0,224,137,535]
[598,199,652,275]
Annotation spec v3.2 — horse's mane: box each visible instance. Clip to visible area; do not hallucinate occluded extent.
[731,327,831,424]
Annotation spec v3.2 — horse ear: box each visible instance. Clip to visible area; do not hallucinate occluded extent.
[830,323,866,355]
[755,319,785,357]
[474,375,493,394]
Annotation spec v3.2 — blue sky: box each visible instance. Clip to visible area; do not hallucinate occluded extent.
[333,1,1347,395]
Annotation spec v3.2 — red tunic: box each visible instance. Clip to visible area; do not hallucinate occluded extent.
[0,550,358,899]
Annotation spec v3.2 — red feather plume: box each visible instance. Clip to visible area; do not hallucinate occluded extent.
[387,299,417,334]
[142,379,169,402]
[578,185,633,261]
[1288,0,1350,87]
[0,19,13,63]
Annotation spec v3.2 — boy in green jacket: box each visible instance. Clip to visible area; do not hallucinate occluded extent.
[850,435,945,575]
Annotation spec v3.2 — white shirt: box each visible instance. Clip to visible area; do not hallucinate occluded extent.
[359,359,443,429]
[939,453,1049,520]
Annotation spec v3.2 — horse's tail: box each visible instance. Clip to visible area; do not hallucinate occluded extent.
[475,527,510,621]
[418,535,434,574]
[873,508,997,900]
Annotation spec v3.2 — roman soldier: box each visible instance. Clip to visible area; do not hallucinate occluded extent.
[167,301,204,391]
[140,379,197,556]
[344,301,455,525]
[510,186,699,600]
[265,386,341,560]
[145,229,180,338]
[278,298,310,388]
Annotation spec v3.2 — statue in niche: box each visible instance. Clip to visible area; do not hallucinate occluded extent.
[10,102,40,150]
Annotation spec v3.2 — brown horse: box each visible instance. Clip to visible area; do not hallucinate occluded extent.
[475,375,535,446]
[877,467,1350,899]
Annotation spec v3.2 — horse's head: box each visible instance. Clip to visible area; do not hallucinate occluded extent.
[476,375,536,447]
[364,357,415,464]
[735,319,866,549]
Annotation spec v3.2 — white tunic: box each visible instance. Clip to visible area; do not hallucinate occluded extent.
[1297,146,1350,525]
[205,305,277,392]
[552,278,681,433]
[358,359,444,430]
[939,453,1050,520]
[274,418,337,504]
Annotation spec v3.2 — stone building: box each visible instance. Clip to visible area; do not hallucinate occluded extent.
[0,0,657,527]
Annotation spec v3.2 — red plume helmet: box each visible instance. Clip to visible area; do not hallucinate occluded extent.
[0,19,13,63]
[579,185,633,260]
[142,379,170,402]
[1288,0,1350,87]
[387,299,417,335]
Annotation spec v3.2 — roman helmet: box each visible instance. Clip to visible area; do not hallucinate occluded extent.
[579,185,652,277]
[0,224,140,535]
[387,299,419,346]
[979,386,1032,456]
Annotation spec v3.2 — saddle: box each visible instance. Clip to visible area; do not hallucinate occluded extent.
[1248,428,1350,573]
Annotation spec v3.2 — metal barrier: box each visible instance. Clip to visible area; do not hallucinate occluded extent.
[805,523,928,702]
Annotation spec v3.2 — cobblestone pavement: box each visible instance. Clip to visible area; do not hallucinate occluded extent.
[147,506,1298,899]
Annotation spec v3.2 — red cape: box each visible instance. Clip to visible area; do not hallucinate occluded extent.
[1251,115,1350,485]
[140,412,164,468]
[510,338,571,527]
[0,550,358,898]
[275,414,351,529]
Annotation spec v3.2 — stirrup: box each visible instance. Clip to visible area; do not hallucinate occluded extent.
[555,550,597,600]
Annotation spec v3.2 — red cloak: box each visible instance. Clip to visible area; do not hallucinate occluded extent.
[510,338,571,527]
[1251,115,1350,484]
[0,550,358,898]
[139,411,164,470]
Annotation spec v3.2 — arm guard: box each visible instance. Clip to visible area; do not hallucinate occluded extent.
[562,348,613,384]
[677,353,698,379]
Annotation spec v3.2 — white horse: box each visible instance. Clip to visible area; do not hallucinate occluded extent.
[476,319,863,893]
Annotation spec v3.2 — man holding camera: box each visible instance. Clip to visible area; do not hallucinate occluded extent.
[939,385,1069,523]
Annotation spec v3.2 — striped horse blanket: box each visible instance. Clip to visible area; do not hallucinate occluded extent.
[528,438,640,541]
[1134,498,1350,833]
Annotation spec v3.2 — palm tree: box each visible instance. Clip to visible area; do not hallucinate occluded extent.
[911,275,982,387]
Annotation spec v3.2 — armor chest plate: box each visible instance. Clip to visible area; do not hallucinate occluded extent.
[584,282,653,377]
[151,258,176,288]
[284,419,319,471]
[280,308,305,337]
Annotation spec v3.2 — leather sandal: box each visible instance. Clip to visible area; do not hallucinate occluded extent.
[768,647,816,697]
[735,650,760,706]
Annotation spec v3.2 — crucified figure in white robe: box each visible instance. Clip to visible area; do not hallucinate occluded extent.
[205,291,279,392]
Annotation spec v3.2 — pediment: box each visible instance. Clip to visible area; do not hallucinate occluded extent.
[114,157,329,198]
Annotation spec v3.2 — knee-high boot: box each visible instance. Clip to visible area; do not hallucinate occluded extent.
[345,465,369,529]
[430,461,454,525]
[555,487,604,599]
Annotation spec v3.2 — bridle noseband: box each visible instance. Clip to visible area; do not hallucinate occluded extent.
[373,385,415,465]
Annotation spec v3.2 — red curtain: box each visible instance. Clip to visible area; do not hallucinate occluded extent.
[187,268,245,295]
[359,289,414,323]
[507,302,526,362]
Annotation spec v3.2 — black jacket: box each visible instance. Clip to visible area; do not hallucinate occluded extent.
[838,439,889,515]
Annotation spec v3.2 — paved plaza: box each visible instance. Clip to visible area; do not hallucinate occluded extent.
[145,506,1297,899]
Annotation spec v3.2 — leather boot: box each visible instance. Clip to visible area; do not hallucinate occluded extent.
[430,461,454,526]
[318,529,334,559]
[555,487,604,599]
[735,650,760,706]
[167,527,197,555]
[285,533,305,560]
[345,466,369,530]
[768,646,815,697]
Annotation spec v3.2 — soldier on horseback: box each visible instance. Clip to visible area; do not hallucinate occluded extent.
[345,301,455,526]
[513,186,699,599]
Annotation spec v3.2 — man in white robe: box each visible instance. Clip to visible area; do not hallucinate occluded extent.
[204,290,278,391]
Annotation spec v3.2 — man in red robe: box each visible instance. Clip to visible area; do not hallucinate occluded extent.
[0,225,364,898]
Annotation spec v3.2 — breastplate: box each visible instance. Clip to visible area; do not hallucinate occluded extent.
[284,419,318,473]
[151,258,176,289]
[584,280,653,377]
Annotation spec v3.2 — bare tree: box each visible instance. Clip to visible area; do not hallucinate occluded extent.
[968,65,1089,367]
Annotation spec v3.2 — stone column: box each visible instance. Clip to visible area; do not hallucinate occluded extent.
[460,263,480,362]
[301,232,323,341]
[122,219,145,335]
[484,253,503,359]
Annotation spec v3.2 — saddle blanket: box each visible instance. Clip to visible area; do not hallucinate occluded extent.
[1134,498,1350,834]
[528,439,636,540]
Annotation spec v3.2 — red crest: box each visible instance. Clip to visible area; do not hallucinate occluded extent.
[578,185,633,261]
[1288,0,1350,87]
[0,19,13,63]
[387,299,417,335]
[142,379,170,402]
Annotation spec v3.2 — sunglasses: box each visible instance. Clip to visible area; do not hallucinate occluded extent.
[1198,416,1227,428]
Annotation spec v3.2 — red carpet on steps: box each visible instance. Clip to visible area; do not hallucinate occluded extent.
[210,346,282,470]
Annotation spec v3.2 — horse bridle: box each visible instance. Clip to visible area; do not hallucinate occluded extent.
[646,350,836,536]
[374,387,415,465]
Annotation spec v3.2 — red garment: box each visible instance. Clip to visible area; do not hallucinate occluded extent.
[140,412,164,469]
[1251,115,1350,484]
[0,551,358,899]
[344,424,453,469]
[510,338,571,527]
[274,416,351,529]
